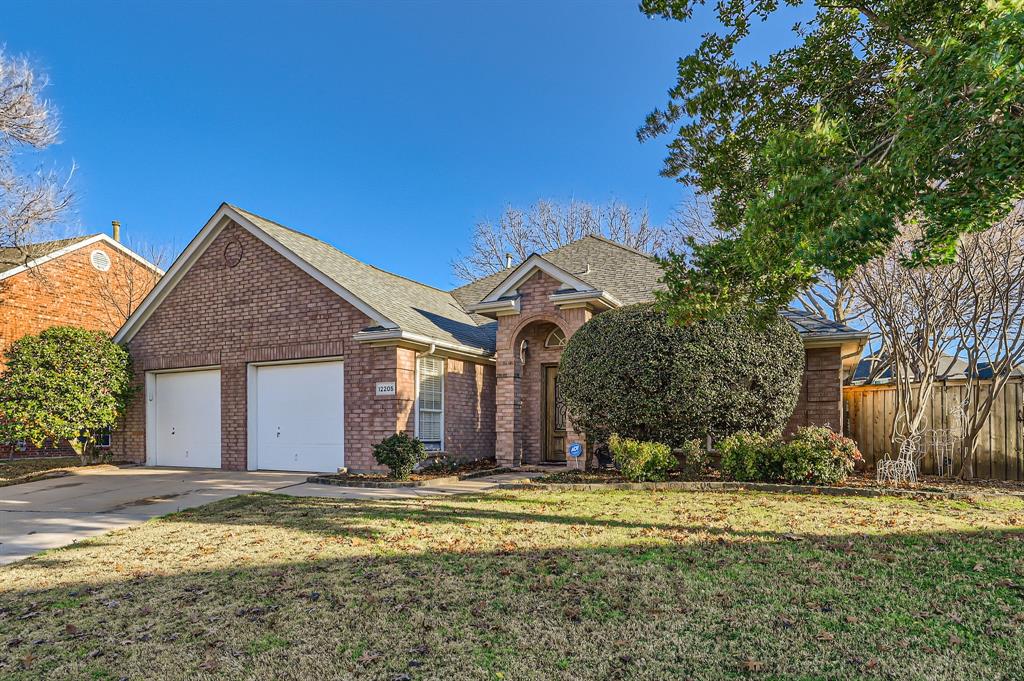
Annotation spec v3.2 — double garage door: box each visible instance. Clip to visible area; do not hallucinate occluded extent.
[150,361,344,472]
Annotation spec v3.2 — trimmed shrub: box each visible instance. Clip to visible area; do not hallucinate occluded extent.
[780,426,862,485]
[675,439,709,480]
[0,326,134,464]
[372,433,426,479]
[719,427,862,485]
[558,303,803,448]
[608,434,674,482]
[718,431,780,482]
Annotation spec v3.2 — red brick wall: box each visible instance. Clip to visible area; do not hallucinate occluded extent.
[784,347,844,435]
[0,240,154,364]
[114,221,495,472]
[116,221,390,470]
[444,358,496,461]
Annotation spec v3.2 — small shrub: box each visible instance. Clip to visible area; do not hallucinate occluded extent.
[608,434,674,482]
[718,431,779,482]
[372,432,426,479]
[780,426,863,485]
[675,439,709,480]
[719,427,862,485]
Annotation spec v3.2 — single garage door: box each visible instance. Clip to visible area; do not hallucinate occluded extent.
[152,369,221,468]
[254,361,344,472]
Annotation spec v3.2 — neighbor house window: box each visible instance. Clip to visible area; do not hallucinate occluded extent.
[416,355,445,451]
[96,428,111,449]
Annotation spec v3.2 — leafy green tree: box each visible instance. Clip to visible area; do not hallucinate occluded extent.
[638,0,1024,321]
[0,327,133,463]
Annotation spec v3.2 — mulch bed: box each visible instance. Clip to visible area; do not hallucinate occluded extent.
[308,457,509,488]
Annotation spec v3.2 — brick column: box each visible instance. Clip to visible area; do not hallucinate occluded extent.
[495,346,522,467]
[559,307,592,467]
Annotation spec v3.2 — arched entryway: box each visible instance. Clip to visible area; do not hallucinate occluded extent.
[495,314,587,467]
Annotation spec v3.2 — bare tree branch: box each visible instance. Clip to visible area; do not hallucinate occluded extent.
[0,49,73,300]
[452,199,675,282]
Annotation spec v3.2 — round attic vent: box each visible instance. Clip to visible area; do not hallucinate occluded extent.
[90,249,111,272]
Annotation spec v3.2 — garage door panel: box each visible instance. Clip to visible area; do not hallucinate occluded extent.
[255,361,343,472]
[153,369,221,468]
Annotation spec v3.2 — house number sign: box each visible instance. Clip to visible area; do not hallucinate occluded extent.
[375,382,396,397]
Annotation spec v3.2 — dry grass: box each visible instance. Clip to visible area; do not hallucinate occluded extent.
[0,457,86,487]
[1,489,1023,680]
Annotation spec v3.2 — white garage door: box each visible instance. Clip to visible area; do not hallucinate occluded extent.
[152,369,221,468]
[255,361,344,472]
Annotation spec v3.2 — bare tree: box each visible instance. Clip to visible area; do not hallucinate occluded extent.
[949,208,1024,478]
[89,238,167,329]
[852,211,1024,478]
[0,50,73,277]
[452,199,668,282]
[853,228,963,445]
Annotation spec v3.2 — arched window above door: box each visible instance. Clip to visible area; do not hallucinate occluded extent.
[545,327,567,348]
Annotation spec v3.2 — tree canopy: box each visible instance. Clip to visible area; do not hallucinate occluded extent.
[639,0,1024,322]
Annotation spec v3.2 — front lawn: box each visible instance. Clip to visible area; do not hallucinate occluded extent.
[1,489,1023,680]
[0,457,84,487]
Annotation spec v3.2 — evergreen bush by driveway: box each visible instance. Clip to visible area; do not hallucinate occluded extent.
[558,303,803,447]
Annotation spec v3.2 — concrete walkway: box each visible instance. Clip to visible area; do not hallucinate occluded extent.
[0,466,541,565]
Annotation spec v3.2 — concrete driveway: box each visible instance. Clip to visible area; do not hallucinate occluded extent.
[0,466,309,565]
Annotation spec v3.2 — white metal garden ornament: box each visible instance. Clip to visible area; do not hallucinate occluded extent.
[876,432,923,486]
[927,402,967,477]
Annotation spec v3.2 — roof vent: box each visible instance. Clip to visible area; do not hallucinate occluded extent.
[90,249,111,272]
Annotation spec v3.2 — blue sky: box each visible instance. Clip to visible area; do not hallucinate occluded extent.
[4,1,809,289]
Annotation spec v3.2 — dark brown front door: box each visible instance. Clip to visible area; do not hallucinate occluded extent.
[544,366,567,462]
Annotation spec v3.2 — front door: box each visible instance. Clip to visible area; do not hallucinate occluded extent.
[543,366,567,462]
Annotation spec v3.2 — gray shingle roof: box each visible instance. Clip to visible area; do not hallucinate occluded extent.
[781,308,870,340]
[231,206,497,351]
[230,207,862,357]
[0,236,95,277]
[451,235,664,309]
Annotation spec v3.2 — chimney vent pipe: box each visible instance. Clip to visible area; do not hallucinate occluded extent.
[505,253,513,269]
[111,220,121,242]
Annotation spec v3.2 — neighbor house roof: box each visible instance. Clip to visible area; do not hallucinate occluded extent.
[0,233,162,283]
[851,351,1023,385]
[0,236,95,277]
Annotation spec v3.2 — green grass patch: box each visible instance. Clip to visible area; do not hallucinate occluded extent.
[1,489,1023,679]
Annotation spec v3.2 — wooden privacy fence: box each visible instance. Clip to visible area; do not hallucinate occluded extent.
[843,380,1024,481]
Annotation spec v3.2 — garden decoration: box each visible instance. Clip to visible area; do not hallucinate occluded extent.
[877,432,923,486]
[927,402,967,477]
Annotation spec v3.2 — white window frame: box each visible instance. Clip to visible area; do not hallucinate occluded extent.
[415,355,445,451]
[545,327,567,348]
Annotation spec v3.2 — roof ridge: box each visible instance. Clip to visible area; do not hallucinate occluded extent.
[229,204,461,298]
[575,233,656,259]
[451,233,652,294]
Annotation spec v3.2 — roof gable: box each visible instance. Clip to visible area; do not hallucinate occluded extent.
[452,235,664,310]
[0,234,161,283]
[114,204,496,353]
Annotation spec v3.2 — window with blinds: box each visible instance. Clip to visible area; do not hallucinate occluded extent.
[416,355,445,450]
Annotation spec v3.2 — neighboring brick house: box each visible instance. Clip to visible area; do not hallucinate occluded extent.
[113,203,867,473]
[0,228,162,455]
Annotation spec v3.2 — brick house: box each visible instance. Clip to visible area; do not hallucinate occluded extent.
[113,203,867,472]
[1,227,162,455]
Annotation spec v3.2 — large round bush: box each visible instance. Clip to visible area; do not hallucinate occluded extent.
[558,304,803,447]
